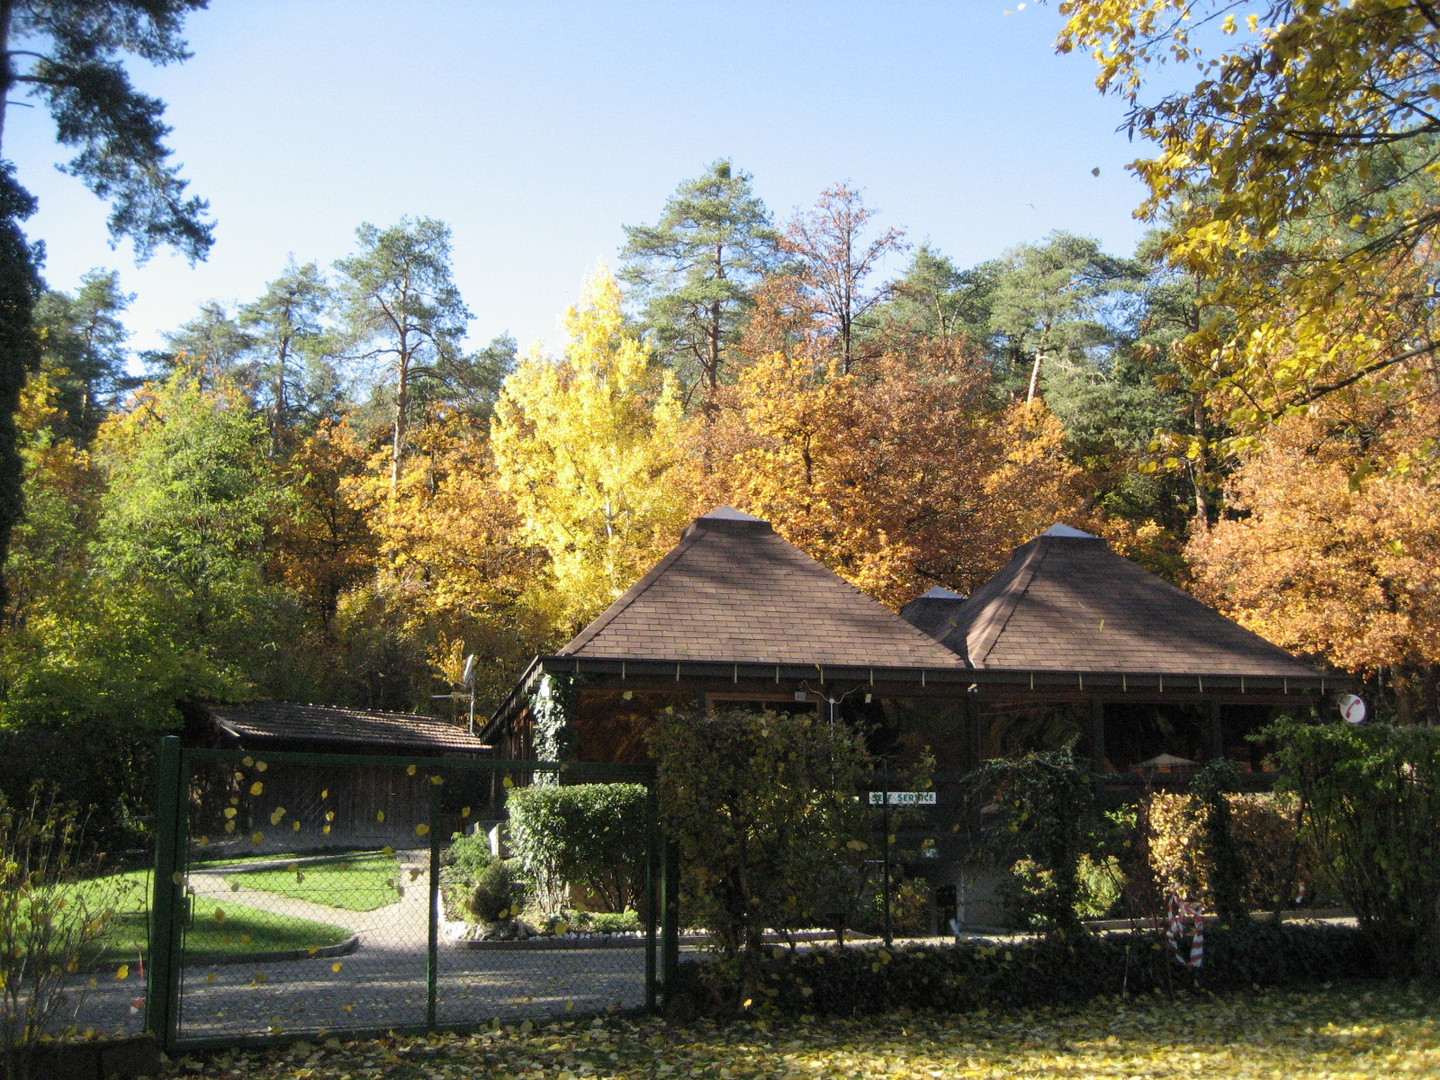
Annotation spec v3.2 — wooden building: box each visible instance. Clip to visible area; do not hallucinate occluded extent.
[486,508,1345,783]
[187,701,490,850]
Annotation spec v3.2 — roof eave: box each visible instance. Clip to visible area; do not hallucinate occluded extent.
[487,653,1355,732]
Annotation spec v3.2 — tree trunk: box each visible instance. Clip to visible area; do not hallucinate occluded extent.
[0,0,14,158]
[391,355,409,489]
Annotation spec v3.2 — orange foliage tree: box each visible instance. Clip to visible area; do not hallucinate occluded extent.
[692,344,1088,606]
[1187,391,1440,723]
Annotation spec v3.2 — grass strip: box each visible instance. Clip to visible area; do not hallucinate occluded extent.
[226,852,403,912]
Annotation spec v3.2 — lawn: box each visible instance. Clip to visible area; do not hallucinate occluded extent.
[159,981,1440,1079]
[222,851,403,912]
[68,868,352,966]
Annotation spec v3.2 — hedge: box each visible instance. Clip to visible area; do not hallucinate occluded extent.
[675,922,1380,1019]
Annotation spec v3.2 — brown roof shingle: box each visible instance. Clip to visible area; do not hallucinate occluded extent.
[907,525,1322,679]
[561,507,966,669]
[206,701,489,753]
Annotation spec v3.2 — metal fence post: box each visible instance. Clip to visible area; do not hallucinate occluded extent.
[660,838,680,994]
[882,759,892,947]
[426,775,442,1031]
[644,783,658,1012]
[147,736,186,1050]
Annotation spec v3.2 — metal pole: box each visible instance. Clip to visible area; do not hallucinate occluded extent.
[147,736,186,1051]
[882,759,892,947]
[426,777,442,1031]
[661,840,680,993]
[644,783,658,1013]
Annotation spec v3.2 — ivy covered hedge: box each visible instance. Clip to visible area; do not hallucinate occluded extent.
[676,922,1379,1019]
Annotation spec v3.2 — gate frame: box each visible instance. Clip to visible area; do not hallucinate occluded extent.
[146,735,671,1052]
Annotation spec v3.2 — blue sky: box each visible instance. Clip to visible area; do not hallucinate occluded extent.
[7,1,1155,357]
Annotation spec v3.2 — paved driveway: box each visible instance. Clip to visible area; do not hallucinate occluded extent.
[67,855,650,1042]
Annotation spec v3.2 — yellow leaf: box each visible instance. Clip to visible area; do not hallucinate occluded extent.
[376,810,386,823]
[255,761,267,772]
[249,782,264,796]
[415,823,431,836]
[407,764,417,776]
[251,832,264,844]
[115,964,128,980]
[332,961,344,973]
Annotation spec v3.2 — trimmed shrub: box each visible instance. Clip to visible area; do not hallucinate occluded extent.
[681,921,1379,1019]
[507,782,648,916]
[466,859,525,924]
[442,830,494,884]
[1144,791,1307,913]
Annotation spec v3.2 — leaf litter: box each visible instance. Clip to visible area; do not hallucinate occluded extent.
[158,981,1439,1079]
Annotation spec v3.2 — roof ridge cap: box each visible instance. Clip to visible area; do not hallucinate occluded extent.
[967,537,1049,666]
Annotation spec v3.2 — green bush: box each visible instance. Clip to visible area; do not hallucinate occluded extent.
[443,829,494,884]
[962,746,1102,935]
[1271,719,1440,976]
[466,859,525,924]
[592,910,642,934]
[680,921,1380,1019]
[649,706,871,967]
[507,783,648,915]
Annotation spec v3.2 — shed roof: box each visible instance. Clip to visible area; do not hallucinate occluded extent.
[204,701,490,754]
[901,526,1322,679]
[560,507,966,669]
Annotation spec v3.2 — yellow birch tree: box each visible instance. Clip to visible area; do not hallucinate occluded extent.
[491,268,691,633]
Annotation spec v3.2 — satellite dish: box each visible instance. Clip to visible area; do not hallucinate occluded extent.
[1338,693,1367,724]
[461,654,477,687]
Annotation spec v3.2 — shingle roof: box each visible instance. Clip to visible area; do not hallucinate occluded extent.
[560,507,967,669]
[205,701,489,753]
[904,526,1322,678]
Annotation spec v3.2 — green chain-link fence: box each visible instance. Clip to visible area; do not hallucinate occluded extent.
[123,738,673,1051]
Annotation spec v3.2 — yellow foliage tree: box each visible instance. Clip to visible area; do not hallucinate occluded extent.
[491,268,691,632]
[340,419,551,708]
[1059,1,1440,449]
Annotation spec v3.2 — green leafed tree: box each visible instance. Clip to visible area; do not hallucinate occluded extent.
[620,159,779,411]
[334,217,472,487]
[238,259,340,451]
[92,373,300,686]
[984,231,1143,406]
[0,0,213,607]
[155,299,253,388]
[32,268,133,442]
[648,705,871,983]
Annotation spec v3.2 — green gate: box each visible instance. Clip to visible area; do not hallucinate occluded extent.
[146,737,676,1051]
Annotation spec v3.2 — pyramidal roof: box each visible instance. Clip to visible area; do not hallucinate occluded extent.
[560,508,966,669]
[902,526,1320,678]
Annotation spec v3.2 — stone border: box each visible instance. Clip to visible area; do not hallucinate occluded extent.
[183,932,360,968]
[446,928,865,951]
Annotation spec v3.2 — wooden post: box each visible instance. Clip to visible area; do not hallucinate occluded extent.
[1090,698,1106,774]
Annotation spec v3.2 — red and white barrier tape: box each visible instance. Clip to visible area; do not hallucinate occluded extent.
[1166,895,1205,969]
